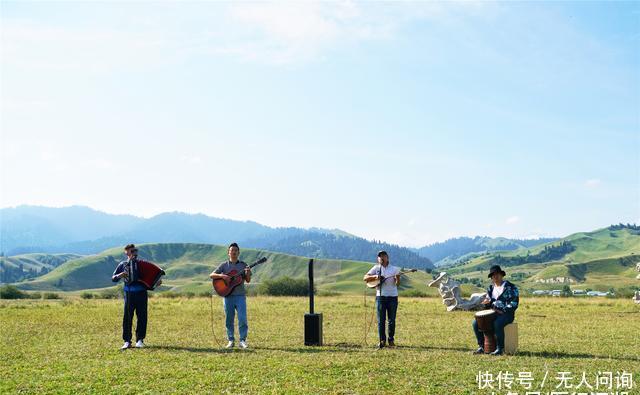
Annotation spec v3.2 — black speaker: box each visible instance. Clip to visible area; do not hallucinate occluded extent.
[304,313,323,346]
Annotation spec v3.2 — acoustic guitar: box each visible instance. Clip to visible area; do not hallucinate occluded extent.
[366,268,417,288]
[212,257,267,297]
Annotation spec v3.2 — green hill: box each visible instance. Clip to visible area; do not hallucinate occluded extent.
[0,253,82,283]
[14,243,432,295]
[416,236,557,266]
[448,225,640,294]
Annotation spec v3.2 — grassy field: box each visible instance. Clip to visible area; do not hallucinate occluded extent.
[1,296,638,394]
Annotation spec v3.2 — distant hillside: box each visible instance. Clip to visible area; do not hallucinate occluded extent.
[0,206,270,255]
[245,230,433,271]
[416,236,558,266]
[0,205,429,270]
[0,253,82,283]
[0,206,141,254]
[447,225,640,294]
[14,243,432,295]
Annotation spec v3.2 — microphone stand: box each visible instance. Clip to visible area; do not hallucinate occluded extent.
[376,265,383,348]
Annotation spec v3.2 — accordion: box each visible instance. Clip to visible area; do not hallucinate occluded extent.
[128,259,165,290]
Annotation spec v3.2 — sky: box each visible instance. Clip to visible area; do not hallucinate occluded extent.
[1,1,639,247]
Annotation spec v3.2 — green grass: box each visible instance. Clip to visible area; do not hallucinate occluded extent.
[1,296,638,394]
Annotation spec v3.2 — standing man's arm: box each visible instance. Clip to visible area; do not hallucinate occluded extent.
[244,265,252,283]
[112,263,127,282]
[209,263,230,281]
[364,266,379,282]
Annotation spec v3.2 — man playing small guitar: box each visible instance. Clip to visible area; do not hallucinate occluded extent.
[363,250,401,349]
[209,243,252,349]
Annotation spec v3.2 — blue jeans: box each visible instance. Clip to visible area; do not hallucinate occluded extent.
[376,296,398,342]
[223,295,248,342]
[472,311,514,349]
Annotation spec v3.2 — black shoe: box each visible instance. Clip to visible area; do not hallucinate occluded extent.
[473,347,484,354]
[490,348,504,356]
[378,341,386,349]
[388,340,396,348]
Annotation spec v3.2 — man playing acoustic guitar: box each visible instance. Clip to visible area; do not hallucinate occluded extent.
[209,243,252,349]
[363,251,401,349]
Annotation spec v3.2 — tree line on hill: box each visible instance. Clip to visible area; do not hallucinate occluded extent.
[244,232,433,271]
[486,241,576,268]
[415,236,558,265]
[608,223,640,232]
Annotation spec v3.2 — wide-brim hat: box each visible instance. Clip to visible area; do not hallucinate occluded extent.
[487,265,506,278]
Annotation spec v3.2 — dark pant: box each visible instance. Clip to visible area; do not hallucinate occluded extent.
[472,311,514,349]
[123,290,148,342]
[376,296,398,342]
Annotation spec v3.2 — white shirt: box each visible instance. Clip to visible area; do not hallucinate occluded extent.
[491,281,506,300]
[367,264,400,297]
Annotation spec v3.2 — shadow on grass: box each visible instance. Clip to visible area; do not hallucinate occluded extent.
[515,350,639,362]
[401,345,639,361]
[144,345,255,354]
[144,344,638,361]
[253,342,364,353]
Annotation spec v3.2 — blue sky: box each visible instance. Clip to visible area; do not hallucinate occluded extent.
[1,1,638,246]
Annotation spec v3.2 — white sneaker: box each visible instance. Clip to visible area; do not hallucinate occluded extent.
[239,340,248,349]
[135,340,145,348]
[225,341,234,349]
[121,341,131,350]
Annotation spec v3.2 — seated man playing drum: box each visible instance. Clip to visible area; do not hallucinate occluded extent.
[471,265,519,355]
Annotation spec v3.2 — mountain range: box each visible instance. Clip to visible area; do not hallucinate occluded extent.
[0,206,433,279]
[3,206,637,296]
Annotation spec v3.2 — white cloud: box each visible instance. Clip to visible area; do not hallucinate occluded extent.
[180,155,203,165]
[1,2,492,70]
[1,19,178,72]
[86,158,116,170]
[505,216,520,225]
[221,2,488,65]
[584,178,601,188]
[222,2,395,64]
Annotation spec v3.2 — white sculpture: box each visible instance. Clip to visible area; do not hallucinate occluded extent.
[428,272,487,312]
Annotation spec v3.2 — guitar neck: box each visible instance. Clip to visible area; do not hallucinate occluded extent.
[228,259,266,279]
[378,269,416,281]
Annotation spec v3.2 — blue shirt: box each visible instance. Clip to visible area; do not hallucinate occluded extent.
[111,261,147,293]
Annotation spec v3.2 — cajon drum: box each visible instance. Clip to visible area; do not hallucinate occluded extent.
[504,322,518,355]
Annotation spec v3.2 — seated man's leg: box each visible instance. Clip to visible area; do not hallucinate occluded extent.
[472,319,484,348]
[492,313,514,350]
